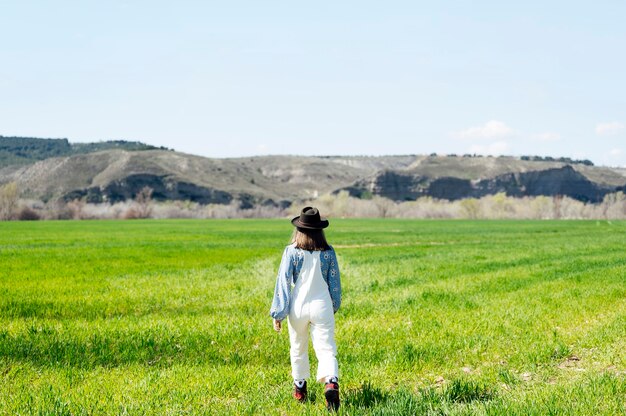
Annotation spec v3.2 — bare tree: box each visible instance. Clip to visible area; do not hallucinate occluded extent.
[67,199,86,220]
[124,186,154,219]
[459,198,480,219]
[0,182,19,220]
[553,195,563,219]
[373,196,395,218]
[601,191,626,219]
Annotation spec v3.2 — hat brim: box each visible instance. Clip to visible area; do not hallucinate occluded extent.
[291,216,329,229]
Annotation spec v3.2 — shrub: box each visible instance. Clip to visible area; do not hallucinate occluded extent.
[17,206,40,221]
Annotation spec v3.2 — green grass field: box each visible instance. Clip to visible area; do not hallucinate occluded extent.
[1,219,625,415]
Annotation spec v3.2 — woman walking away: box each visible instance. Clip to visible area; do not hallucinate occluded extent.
[270,207,342,411]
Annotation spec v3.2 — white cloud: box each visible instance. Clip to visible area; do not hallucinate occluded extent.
[531,132,561,141]
[467,141,510,156]
[595,122,625,136]
[257,144,269,153]
[455,120,515,140]
[609,148,622,157]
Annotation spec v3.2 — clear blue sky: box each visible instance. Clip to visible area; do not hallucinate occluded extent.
[1,1,625,166]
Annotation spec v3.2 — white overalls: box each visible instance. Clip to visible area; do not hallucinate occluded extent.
[287,250,338,382]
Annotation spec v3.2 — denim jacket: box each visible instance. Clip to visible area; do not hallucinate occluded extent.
[269,244,341,322]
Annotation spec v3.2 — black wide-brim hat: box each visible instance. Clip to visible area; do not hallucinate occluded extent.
[291,206,329,229]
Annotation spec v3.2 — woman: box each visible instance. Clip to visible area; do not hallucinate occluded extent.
[270,206,342,411]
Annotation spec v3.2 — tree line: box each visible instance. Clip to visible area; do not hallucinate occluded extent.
[2,182,625,221]
[0,136,169,168]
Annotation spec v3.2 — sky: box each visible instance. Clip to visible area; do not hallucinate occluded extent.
[1,1,625,166]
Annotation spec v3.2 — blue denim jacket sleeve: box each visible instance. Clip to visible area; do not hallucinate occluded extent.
[321,246,342,313]
[270,245,297,321]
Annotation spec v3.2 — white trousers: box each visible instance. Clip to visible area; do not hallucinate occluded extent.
[288,298,338,382]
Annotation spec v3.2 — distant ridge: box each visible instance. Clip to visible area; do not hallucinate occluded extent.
[1,136,625,206]
[0,135,169,168]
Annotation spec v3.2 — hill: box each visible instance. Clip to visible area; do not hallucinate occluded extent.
[0,150,403,207]
[0,136,167,168]
[1,137,625,206]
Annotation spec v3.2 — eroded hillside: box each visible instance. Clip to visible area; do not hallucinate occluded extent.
[1,148,626,206]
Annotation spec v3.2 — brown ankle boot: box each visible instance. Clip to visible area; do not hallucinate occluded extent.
[293,380,307,403]
[324,378,339,411]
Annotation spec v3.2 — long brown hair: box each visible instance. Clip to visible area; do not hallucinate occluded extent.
[291,228,330,251]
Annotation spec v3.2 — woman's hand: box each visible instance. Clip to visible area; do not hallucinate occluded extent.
[273,319,282,332]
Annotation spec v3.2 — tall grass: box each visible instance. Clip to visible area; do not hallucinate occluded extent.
[1,219,625,414]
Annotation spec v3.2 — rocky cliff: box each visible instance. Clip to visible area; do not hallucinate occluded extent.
[342,165,613,203]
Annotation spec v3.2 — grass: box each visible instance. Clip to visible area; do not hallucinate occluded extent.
[0,219,625,415]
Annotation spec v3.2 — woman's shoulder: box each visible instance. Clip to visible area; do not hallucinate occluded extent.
[319,245,336,259]
[284,244,307,265]
[283,243,299,255]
